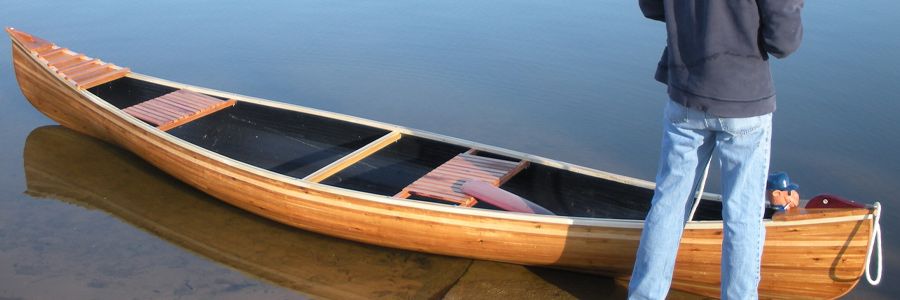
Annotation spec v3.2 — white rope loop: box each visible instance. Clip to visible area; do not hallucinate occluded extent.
[865,202,882,285]
[687,156,713,221]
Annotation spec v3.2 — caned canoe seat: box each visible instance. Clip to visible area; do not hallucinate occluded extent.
[7,28,129,89]
[123,89,237,131]
[395,152,529,207]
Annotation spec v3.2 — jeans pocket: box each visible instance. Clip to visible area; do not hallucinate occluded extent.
[721,114,771,136]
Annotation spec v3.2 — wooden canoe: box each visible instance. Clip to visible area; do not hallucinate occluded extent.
[8,28,880,299]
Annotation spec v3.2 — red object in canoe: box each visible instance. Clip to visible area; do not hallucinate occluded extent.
[805,194,867,209]
[461,180,555,215]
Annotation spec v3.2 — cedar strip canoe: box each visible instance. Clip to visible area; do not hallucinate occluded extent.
[7,28,881,299]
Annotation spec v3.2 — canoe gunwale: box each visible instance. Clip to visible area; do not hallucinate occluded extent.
[9,32,876,230]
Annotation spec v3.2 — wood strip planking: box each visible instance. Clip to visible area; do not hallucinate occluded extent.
[69,65,113,82]
[436,165,509,176]
[79,68,130,89]
[126,105,172,124]
[31,44,54,53]
[430,167,507,179]
[157,99,237,131]
[123,111,164,125]
[456,156,519,169]
[178,91,222,105]
[138,99,192,116]
[136,103,183,121]
[403,153,526,203]
[153,94,199,108]
[133,104,178,123]
[162,93,208,110]
[55,57,95,71]
[140,99,194,115]
[38,46,67,56]
[59,60,104,76]
[46,53,82,66]
[123,107,167,125]
[167,91,223,107]
[772,208,873,221]
[304,131,403,182]
[154,97,205,112]
[34,45,58,54]
[42,51,72,64]
[126,104,171,121]
[434,163,510,175]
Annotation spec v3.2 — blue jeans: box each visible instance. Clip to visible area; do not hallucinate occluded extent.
[628,101,772,299]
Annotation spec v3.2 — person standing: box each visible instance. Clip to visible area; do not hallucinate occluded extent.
[629,1,803,299]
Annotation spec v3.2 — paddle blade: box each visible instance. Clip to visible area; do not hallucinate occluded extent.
[461,180,555,215]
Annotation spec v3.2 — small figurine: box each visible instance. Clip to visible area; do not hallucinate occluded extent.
[766,171,800,210]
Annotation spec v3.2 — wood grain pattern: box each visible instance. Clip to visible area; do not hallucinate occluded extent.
[398,153,529,208]
[7,28,128,89]
[121,89,237,131]
[304,131,403,183]
[8,28,877,299]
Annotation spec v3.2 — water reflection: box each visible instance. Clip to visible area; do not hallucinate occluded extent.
[23,126,638,299]
[23,126,470,299]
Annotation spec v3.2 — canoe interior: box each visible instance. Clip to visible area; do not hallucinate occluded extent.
[87,76,180,109]
[321,136,469,196]
[167,101,390,179]
[83,76,753,220]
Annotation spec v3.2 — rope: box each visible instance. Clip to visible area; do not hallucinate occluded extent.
[865,202,883,285]
[687,156,713,221]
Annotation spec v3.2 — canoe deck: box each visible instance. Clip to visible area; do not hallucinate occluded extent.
[8,28,129,89]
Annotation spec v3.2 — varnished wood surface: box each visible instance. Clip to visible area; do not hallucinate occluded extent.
[772,208,873,221]
[121,89,237,131]
[8,28,877,299]
[9,28,128,89]
[401,153,523,205]
[303,131,402,183]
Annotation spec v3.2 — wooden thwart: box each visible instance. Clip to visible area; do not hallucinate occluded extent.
[123,89,237,131]
[304,131,403,183]
[396,152,529,207]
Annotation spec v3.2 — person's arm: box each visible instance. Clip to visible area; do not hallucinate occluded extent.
[639,0,665,22]
[758,0,804,58]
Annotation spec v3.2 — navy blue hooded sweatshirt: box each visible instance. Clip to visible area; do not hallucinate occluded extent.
[639,0,804,117]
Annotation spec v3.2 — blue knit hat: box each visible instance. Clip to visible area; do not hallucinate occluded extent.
[766,171,799,191]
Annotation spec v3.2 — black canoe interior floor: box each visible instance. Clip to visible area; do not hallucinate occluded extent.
[166,101,390,179]
[86,77,750,221]
[88,77,180,109]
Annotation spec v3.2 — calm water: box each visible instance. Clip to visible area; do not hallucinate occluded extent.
[1,0,897,299]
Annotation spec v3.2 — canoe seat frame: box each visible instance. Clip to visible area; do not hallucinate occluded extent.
[394,150,529,207]
[122,89,237,131]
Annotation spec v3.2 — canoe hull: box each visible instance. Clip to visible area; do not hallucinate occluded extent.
[10,33,874,299]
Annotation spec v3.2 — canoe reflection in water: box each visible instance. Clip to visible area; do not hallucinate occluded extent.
[23,126,624,299]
